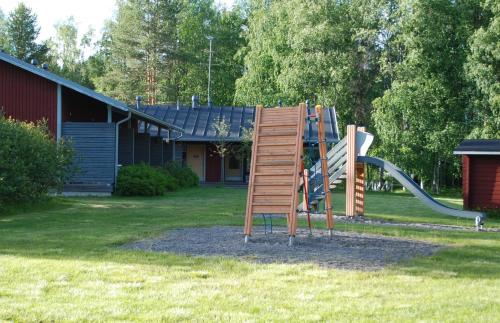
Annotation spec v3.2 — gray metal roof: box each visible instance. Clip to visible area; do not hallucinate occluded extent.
[454,140,500,155]
[0,51,183,132]
[139,105,340,143]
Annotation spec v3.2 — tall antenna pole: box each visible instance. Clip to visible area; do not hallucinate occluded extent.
[207,35,214,106]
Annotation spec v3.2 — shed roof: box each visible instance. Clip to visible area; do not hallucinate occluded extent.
[138,105,340,143]
[454,140,500,155]
[0,51,183,132]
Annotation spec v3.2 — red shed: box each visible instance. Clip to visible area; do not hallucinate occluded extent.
[454,140,500,210]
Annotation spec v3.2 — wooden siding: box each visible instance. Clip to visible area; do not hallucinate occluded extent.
[163,142,173,163]
[0,60,57,134]
[469,156,500,209]
[134,133,151,164]
[150,137,164,166]
[119,126,134,166]
[62,122,116,185]
[174,142,185,164]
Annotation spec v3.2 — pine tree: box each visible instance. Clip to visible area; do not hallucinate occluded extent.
[5,3,48,62]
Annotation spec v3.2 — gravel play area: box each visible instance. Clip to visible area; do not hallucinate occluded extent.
[124,226,442,270]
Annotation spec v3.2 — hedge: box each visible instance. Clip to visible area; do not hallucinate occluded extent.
[0,115,74,204]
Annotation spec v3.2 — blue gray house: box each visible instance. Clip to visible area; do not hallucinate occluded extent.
[137,100,340,183]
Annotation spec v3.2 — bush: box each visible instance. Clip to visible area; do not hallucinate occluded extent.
[164,162,199,188]
[0,115,73,204]
[116,164,177,196]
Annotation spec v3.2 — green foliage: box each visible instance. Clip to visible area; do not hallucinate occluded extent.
[116,164,175,196]
[465,1,500,138]
[97,0,245,105]
[116,162,199,196]
[4,3,48,62]
[234,0,382,128]
[373,0,482,188]
[0,9,8,50]
[486,207,500,220]
[0,115,74,205]
[46,17,95,88]
[164,162,199,188]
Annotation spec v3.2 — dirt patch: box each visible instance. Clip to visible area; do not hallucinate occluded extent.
[124,226,442,270]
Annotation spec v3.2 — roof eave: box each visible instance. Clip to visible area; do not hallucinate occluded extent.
[453,151,500,155]
[131,108,184,133]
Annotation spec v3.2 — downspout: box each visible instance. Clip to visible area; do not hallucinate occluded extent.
[115,111,131,182]
[114,97,140,186]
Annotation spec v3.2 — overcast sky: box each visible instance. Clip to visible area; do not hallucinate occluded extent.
[0,0,235,42]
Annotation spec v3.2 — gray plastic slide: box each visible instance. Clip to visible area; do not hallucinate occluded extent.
[357,156,485,220]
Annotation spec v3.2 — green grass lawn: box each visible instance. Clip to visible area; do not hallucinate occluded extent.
[0,188,499,321]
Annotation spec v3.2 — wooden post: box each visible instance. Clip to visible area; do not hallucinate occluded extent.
[315,105,334,231]
[345,125,357,217]
[244,105,263,236]
[355,163,365,216]
[289,103,307,236]
[355,126,366,216]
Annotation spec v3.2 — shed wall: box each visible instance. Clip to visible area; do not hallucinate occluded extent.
[469,156,500,209]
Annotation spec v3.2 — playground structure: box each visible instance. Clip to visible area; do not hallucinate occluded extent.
[244,105,486,244]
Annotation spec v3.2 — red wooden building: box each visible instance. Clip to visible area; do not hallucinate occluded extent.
[454,140,500,210]
[0,51,182,194]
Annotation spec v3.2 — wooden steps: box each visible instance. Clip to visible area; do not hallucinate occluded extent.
[244,104,306,237]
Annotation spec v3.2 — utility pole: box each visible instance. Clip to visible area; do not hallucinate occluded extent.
[207,35,214,106]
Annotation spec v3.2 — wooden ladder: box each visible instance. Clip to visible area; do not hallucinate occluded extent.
[244,104,306,240]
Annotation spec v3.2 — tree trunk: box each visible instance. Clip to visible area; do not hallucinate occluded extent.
[221,155,225,185]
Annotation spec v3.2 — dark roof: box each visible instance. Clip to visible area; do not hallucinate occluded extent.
[138,105,340,143]
[0,51,183,132]
[454,140,500,155]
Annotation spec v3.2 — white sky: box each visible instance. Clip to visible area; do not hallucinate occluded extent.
[0,0,235,42]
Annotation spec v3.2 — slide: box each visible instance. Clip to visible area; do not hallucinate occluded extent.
[357,156,485,220]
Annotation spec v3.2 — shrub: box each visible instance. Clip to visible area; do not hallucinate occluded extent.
[164,162,199,188]
[116,164,177,196]
[0,115,74,204]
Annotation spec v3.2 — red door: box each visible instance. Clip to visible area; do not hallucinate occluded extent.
[206,144,221,182]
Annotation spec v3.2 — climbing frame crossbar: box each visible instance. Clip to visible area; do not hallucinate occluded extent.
[244,104,306,237]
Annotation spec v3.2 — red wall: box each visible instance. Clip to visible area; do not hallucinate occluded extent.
[462,155,470,209]
[464,155,500,209]
[0,60,57,135]
[206,143,221,182]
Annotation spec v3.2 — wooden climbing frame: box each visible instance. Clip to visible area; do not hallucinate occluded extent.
[244,104,306,238]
